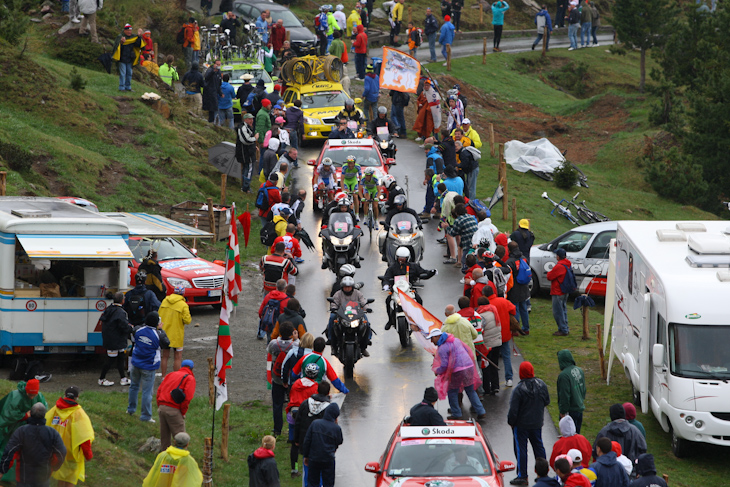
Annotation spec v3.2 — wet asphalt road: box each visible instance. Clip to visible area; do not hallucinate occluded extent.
[292,137,558,485]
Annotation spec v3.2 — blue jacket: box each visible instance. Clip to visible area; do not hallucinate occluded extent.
[536,9,553,31]
[219,81,236,110]
[363,74,380,102]
[534,476,561,487]
[427,146,444,173]
[492,1,509,25]
[590,452,629,487]
[256,16,269,43]
[507,376,550,429]
[132,325,164,370]
[301,403,343,463]
[328,128,355,139]
[443,175,464,195]
[439,21,455,45]
[123,284,161,325]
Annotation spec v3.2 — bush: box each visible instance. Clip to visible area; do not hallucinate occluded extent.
[51,37,106,71]
[549,61,590,97]
[0,141,34,172]
[69,67,87,91]
[0,0,30,45]
[643,147,708,206]
[553,160,578,189]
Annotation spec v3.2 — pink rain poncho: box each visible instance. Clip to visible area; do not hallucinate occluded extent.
[432,333,481,400]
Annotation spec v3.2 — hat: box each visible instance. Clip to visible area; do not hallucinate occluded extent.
[555,248,566,259]
[181,359,195,369]
[256,79,265,88]
[444,15,451,21]
[280,207,292,216]
[145,311,160,327]
[269,173,279,182]
[444,165,457,178]
[275,116,285,124]
[423,387,439,403]
[25,379,40,395]
[274,84,282,92]
[241,73,254,81]
[567,448,583,463]
[611,441,623,456]
[610,403,626,421]
[622,402,637,420]
[174,432,191,448]
[65,386,80,399]
[424,143,434,151]
[426,328,442,339]
[268,138,280,151]
[519,218,530,229]
[261,98,272,108]
[462,118,471,125]
[518,361,535,380]
[124,23,132,29]
[336,3,344,10]
[243,113,254,119]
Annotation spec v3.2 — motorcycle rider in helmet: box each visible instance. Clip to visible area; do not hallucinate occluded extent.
[382,246,436,329]
[328,275,372,356]
[321,197,362,268]
[381,174,405,214]
[380,194,423,260]
[369,106,396,137]
[321,191,348,227]
[337,98,364,126]
[330,264,362,296]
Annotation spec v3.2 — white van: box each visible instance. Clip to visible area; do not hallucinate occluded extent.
[609,220,730,457]
[0,198,213,355]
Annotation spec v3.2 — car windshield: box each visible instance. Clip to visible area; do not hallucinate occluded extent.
[129,238,195,263]
[270,10,303,28]
[301,91,347,109]
[669,324,730,379]
[329,212,354,236]
[225,68,272,85]
[322,147,381,167]
[390,213,418,234]
[552,231,593,253]
[388,440,491,477]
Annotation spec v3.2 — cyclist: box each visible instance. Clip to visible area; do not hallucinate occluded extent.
[382,246,436,329]
[316,157,337,209]
[337,98,364,127]
[359,167,381,230]
[341,155,362,215]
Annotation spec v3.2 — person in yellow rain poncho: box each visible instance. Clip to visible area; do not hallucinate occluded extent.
[158,285,192,377]
[112,23,143,91]
[45,386,94,487]
[143,432,203,487]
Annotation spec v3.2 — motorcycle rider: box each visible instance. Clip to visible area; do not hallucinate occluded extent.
[328,276,371,357]
[337,98,364,126]
[382,174,405,214]
[382,247,437,329]
[359,168,381,229]
[330,264,363,296]
[369,106,396,136]
[321,191,348,227]
[321,197,362,269]
[341,155,362,214]
[381,194,422,260]
[316,157,337,209]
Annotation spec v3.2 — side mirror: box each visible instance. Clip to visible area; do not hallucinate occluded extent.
[364,462,381,474]
[326,297,335,303]
[213,259,225,266]
[354,97,362,104]
[386,158,396,165]
[191,248,198,255]
[652,344,665,368]
[498,460,516,473]
[308,158,316,166]
[272,76,279,81]
[366,298,375,304]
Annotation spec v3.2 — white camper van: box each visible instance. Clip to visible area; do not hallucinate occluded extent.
[610,220,730,457]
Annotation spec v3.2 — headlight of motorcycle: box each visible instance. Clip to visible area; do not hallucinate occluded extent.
[380,141,388,149]
[397,235,413,244]
[350,319,360,328]
[305,116,321,125]
[338,235,353,246]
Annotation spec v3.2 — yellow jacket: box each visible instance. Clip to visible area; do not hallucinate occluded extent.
[46,403,94,484]
[143,447,203,487]
[451,126,482,149]
[159,294,192,349]
[192,31,201,51]
[392,2,404,21]
[143,60,160,76]
[441,313,477,354]
[273,215,288,237]
[347,11,361,37]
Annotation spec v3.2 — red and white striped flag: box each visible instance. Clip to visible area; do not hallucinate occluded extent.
[226,204,242,306]
[214,293,233,411]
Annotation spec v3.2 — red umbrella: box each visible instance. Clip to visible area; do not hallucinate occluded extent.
[238,203,252,247]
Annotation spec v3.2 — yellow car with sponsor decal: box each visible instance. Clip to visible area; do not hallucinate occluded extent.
[220,62,275,122]
[282,81,361,140]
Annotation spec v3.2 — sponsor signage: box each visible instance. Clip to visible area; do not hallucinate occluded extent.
[400,426,476,438]
[329,139,374,147]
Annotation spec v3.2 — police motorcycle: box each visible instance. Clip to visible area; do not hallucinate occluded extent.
[319,199,362,276]
[374,125,397,160]
[378,197,425,266]
[326,276,374,377]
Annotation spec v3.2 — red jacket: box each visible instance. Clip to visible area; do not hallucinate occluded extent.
[462,264,481,295]
[353,25,368,53]
[547,258,572,295]
[469,280,498,308]
[287,377,318,412]
[156,366,196,415]
[271,24,287,52]
[490,295,516,343]
[564,472,592,487]
[259,290,288,317]
[271,233,302,258]
[259,182,281,218]
[549,433,592,468]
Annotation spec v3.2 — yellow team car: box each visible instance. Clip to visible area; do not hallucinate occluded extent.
[282,81,361,140]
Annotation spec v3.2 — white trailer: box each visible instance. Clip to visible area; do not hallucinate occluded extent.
[609,220,730,457]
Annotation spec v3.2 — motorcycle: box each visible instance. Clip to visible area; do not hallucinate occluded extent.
[374,126,397,160]
[377,212,425,266]
[319,212,362,275]
[378,270,435,348]
[346,120,367,139]
[326,296,375,377]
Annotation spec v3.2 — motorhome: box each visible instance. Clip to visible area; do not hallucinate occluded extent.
[609,220,730,457]
[0,198,214,355]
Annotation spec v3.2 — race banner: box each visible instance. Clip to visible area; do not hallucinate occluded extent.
[380,47,421,93]
[397,289,441,354]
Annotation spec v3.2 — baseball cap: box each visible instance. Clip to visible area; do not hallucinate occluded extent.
[243,113,254,119]
[426,328,442,339]
[555,248,567,259]
[519,218,530,229]
[462,118,471,125]
[568,449,582,463]
[65,386,80,399]
[124,23,132,29]
[181,359,195,369]
[275,116,285,124]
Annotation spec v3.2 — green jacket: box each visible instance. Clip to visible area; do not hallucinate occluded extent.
[557,349,586,414]
[329,38,345,59]
[158,63,179,86]
[0,381,48,451]
[255,107,272,143]
[326,12,337,35]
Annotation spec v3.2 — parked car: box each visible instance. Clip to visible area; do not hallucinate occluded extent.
[234,0,318,56]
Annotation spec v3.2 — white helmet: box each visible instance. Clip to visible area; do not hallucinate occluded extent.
[364,167,376,175]
[339,264,356,277]
[341,276,355,287]
[383,175,396,187]
[396,247,410,260]
[322,157,333,166]
[394,194,407,206]
[340,197,352,207]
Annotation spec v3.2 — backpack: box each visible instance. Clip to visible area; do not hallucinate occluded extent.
[176,27,185,44]
[515,258,533,285]
[316,13,328,33]
[412,28,423,46]
[256,185,270,210]
[260,219,277,247]
[467,198,488,215]
[259,298,282,334]
[272,341,294,380]
[486,267,508,297]
[559,263,578,294]
[170,374,189,404]
[126,292,146,325]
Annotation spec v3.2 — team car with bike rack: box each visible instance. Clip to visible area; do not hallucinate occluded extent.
[283,81,359,140]
[364,420,515,487]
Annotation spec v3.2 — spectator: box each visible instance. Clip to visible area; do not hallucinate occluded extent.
[292,338,349,393]
[248,435,280,487]
[451,0,463,31]
[295,382,331,485]
[182,18,196,67]
[220,11,241,46]
[124,272,161,327]
[77,0,101,43]
[236,74,254,104]
[158,287,192,376]
[0,378,48,462]
[316,6,330,56]
[98,292,132,387]
[362,64,379,120]
[507,361,550,486]
[590,437,629,487]
[439,15,455,66]
[446,96,464,132]
[390,89,409,138]
[256,98,273,165]
[143,432,202,487]
[353,25,368,80]
[267,322,297,436]
[442,164,463,195]
[580,0,593,48]
[505,243,530,335]
[284,100,304,155]
[567,5,580,50]
[455,141,480,199]
[256,9,271,44]
[0,403,65,486]
[438,128,457,167]
[590,1,600,46]
[259,43,277,76]
[156,360,196,451]
[112,24,143,92]
[475,295,502,395]
[192,21,201,65]
[533,457,560,487]
[491,1,509,52]
[127,311,169,422]
[389,0,404,46]
[593,404,647,463]
[622,402,646,438]
[445,203,478,266]
[46,395,95,487]
[554,457,591,487]
[141,53,159,76]
[334,4,347,32]
[218,73,236,129]
[271,18,286,53]
[347,7,362,39]
[260,242,297,295]
[181,63,204,115]
[302,403,343,487]
[567,449,597,485]
[158,55,179,87]
[556,0,568,28]
[532,5,552,51]
[487,284,516,388]
[329,30,346,63]
[441,304,477,354]
[549,415,592,469]
[630,454,667,487]
[280,41,296,62]
[406,21,420,57]
[557,349,586,433]
[424,8,439,63]
[409,387,446,426]
[509,219,535,263]
[273,298,306,340]
[236,113,258,193]
[546,248,571,336]
[441,0,452,18]
[359,0,370,29]
[326,6,338,53]
[202,59,222,124]
[612,441,633,477]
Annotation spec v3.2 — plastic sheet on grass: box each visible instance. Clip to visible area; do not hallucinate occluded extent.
[504,138,565,173]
